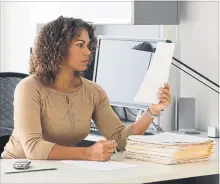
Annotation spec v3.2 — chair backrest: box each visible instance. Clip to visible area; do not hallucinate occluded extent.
[0,72,29,137]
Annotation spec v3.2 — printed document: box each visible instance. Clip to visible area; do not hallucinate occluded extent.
[133,42,175,104]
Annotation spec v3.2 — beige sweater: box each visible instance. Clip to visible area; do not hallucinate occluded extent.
[2,75,133,160]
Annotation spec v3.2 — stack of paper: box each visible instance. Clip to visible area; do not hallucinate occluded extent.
[124,132,215,165]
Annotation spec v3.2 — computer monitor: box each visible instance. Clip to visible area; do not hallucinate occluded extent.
[93,36,169,110]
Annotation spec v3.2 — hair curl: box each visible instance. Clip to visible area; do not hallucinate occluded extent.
[30,16,97,85]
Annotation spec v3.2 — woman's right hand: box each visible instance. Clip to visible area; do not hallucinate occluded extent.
[86,140,117,161]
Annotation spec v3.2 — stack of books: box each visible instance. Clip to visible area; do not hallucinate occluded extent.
[124,132,215,165]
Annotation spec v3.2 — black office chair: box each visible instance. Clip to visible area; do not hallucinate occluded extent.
[0,72,29,155]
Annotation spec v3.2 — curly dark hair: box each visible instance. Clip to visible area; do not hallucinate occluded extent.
[30,16,97,85]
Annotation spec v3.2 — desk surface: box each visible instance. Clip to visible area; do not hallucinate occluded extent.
[1,152,218,184]
[1,132,219,184]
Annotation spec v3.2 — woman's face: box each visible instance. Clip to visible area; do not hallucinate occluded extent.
[64,29,92,71]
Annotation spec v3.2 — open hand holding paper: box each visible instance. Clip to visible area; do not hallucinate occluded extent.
[148,83,171,115]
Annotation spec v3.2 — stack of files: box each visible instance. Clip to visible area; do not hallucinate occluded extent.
[124,132,215,165]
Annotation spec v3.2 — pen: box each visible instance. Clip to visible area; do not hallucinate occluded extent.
[4,168,57,174]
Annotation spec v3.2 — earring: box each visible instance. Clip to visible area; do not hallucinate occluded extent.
[59,64,63,68]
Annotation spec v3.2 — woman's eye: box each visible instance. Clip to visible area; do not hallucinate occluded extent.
[77,43,84,48]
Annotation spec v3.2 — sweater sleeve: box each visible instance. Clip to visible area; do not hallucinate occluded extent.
[92,87,133,151]
[13,79,55,160]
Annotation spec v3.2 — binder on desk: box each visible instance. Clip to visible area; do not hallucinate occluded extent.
[124,132,215,165]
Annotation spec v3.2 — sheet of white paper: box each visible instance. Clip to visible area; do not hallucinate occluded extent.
[59,160,138,171]
[133,42,175,104]
[128,132,214,145]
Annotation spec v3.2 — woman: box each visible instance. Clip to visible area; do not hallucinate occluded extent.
[2,16,171,161]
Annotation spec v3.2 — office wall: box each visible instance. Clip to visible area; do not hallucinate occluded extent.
[178,1,219,131]
[0,2,36,73]
[161,25,181,131]
[94,25,162,38]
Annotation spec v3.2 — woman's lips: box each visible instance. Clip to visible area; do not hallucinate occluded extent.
[82,60,89,65]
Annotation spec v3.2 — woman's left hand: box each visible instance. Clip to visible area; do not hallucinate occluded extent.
[149,83,171,115]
